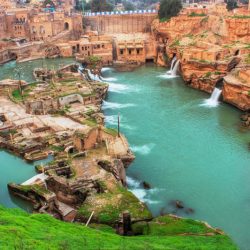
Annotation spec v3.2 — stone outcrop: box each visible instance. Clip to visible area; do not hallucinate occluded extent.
[223,73,250,111]
[153,6,250,110]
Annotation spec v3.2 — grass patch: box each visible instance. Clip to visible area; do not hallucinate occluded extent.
[83,118,98,127]
[169,39,180,48]
[104,127,118,136]
[232,15,250,19]
[160,17,170,23]
[245,54,250,64]
[0,206,238,249]
[188,12,207,17]
[205,72,212,77]
[78,185,152,225]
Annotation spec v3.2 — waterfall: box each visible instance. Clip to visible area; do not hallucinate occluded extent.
[171,60,180,76]
[167,56,176,74]
[170,56,177,71]
[86,69,101,82]
[201,88,222,108]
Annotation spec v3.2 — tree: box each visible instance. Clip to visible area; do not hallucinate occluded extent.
[226,0,238,11]
[239,0,248,4]
[122,0,135,11]
[158,0,182,20]
[91,0,114,12]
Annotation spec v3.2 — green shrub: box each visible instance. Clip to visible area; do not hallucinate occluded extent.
[159,0,182,20]
[188,12,207,17]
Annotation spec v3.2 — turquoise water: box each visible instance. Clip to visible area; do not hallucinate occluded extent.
[0,59,250,248]
[0,151,52,210]
[0,58,72,209]
[0,58,75,82]
[102,65,250,250]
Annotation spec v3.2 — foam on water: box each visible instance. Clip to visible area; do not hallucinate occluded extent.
[126,176,160,204]
[105,115,135,130]
[105,115,119,126]
[102,101,135,110]
[158,73,179,79]
[200,88,222,108]
[101,67,112,72]
[130,143,155,155]
[100,76,118,82]
[108,83,129,93]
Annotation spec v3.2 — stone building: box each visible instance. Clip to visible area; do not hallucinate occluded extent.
[58,35,113,64]
[0,1,83,41]
[29,11,82,41]
[116,40,146,63]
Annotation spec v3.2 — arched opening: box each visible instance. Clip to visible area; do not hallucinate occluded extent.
[235,49,239,56]
[215,78,224,89]
[40,26,45,34]
[64,22,69,30]
[65,145,77,154]
[216,53,221,61]
[10,52,17,60]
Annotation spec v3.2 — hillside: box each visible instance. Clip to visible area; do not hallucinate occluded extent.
[0,206,238,249]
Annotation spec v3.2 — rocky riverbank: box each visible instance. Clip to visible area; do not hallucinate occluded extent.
[153,8,250,112]
[0,64,157,231]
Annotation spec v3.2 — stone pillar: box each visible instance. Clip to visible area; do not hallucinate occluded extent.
[122,211,132,236]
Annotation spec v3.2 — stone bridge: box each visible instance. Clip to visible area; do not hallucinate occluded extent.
[84,10,157,34]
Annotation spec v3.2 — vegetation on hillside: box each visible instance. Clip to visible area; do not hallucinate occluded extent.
[226,0,238,11]
[0,206,238,249]
[158,0,183,21]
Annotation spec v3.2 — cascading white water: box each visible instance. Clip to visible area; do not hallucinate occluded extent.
[159,57,180,79]
[171,60,180,76]
[170,56,177,71]
[86,69,101,81]
[201,88,222,108]
[167,56,176,74]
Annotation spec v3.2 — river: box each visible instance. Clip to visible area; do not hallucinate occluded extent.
[0,60,249,249]
[102,64,250,250]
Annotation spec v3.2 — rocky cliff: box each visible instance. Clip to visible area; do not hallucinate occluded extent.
[153,6,250,111]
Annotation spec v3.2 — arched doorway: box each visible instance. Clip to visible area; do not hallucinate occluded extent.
[64,22,69,30]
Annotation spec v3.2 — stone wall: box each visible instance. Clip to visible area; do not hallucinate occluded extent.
[84,13,156,34]
[59,94,83,106]
[225,18,250,43]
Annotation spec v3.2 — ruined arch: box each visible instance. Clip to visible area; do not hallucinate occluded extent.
[215,78,224,89]
[65,146,76,154]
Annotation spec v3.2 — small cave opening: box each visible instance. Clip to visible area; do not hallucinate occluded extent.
[215,78,224,89]
[234,49,240,56]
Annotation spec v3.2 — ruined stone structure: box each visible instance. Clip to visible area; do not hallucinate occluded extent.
[58,35,113,64]
[116,39,146,63]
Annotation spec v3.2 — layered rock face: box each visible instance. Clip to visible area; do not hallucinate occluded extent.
[223,70,250,110]
[181,61,227,93]
[153,5,250,110]
[225,18,250,43]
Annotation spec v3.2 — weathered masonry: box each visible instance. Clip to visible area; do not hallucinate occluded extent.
[84,13,156,34]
